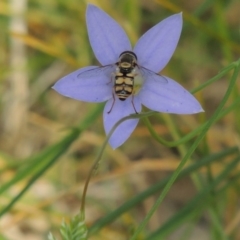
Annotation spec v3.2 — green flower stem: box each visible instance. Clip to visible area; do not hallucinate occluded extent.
[129,60,240,240]
[141,60,239,239]
[143,61,240,236]
[147,155,240,240]
[89,146,238,235]
[80,112,145,220]
[143,95,240,147]
[161,114,186,155]
[81,110,175,230]
[175,118,226,238]
[214,0,240,132]
[161,113,215,236]
[190,62,235,94]
[161,111,225,238]
[145,60,238,149]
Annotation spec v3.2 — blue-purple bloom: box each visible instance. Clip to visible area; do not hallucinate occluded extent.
[53,4,203,149]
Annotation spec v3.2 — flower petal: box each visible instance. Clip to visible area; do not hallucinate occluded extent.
[103,97,141,148]
[139,76,203,114]
[134,13,182,72]
[52,66,113,102]
[86,4,132,65]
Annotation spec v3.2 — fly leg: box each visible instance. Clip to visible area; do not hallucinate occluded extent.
[131,95,138,114]
[107,93,115,114]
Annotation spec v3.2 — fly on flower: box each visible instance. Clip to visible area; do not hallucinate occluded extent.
[77,50,168,114]
[53,4,203,149]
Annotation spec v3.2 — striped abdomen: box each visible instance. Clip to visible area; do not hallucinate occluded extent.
[114,72,134,101]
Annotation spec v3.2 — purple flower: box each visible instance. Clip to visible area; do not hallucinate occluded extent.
[53,4,203,149]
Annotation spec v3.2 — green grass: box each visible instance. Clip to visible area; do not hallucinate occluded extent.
[0,0,240,239]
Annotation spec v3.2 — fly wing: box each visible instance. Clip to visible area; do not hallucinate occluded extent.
[77,64,116,80]
[138,66,168,84]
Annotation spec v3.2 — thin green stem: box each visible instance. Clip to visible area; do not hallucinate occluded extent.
[143,95,240,147]
[148,156,240,240]
[130,60,240,240]
[89,146,238,235]
[80,112,149,219]
[190,62,236,94]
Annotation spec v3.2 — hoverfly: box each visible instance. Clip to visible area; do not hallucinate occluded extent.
[77,51,168,113]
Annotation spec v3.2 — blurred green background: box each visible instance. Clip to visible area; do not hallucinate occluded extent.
[0,0,240,239]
